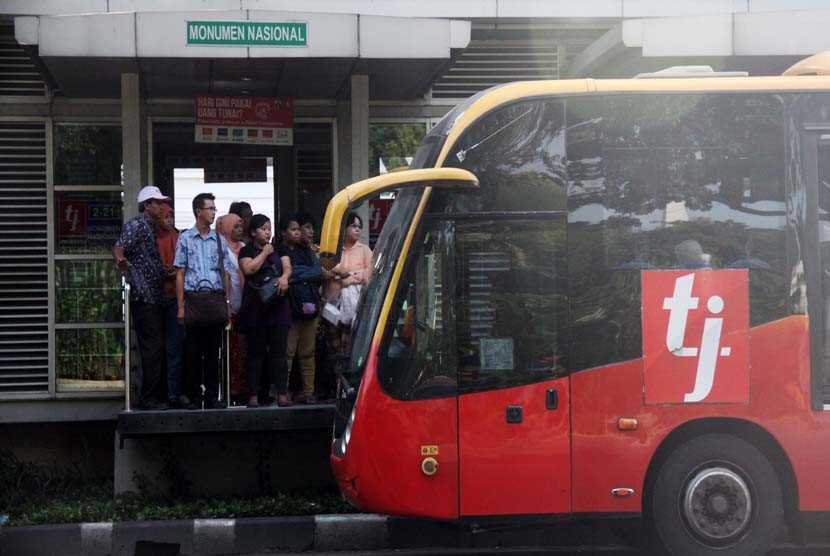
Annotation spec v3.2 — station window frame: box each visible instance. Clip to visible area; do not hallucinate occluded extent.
[51,121,126,397]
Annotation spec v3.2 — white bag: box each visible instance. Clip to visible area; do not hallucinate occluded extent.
[338,284,362,325]
[322,302,341,325]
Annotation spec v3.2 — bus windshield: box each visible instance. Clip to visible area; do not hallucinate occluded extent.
[342,188,423,389]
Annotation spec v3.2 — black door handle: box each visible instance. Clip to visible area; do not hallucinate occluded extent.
[546,388,558,410]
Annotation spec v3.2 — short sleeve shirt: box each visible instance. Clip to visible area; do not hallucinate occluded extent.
[115,213,164,304]
[173,227,234,292]
[236,243,291,330]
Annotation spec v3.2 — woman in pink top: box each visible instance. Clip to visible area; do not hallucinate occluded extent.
[326,213,372,364]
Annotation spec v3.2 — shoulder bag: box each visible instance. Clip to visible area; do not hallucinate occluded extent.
[184,234,229,327]
[247,262,283,304]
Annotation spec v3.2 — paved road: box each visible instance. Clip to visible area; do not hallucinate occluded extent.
[246,546,830,556]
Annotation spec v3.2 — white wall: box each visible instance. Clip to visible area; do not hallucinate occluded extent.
[173,167,275,234]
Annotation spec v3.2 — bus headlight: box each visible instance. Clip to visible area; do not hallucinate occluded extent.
[337,399,358,457]
[340,400,357,456]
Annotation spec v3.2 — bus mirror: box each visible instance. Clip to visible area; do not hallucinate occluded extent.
[319,168,479,262]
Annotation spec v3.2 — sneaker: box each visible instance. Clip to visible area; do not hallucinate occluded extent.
[204,400,227,410]
[304,394,319,405]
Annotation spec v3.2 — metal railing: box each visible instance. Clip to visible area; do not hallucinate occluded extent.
[124,283,132,412]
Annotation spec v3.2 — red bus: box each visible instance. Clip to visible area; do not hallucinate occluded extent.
[320,52,830,556]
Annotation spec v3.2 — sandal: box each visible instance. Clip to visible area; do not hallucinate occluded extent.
[276,395,294,407]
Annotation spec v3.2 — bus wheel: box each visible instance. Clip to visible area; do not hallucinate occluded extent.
[651,433,783,556]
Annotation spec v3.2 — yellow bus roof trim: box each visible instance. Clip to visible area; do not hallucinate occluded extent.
[435,75,830,167]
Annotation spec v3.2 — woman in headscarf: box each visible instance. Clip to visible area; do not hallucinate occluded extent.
[216,212,246,403]
[155,203,187,408]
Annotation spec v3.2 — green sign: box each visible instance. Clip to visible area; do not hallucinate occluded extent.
[187,21,307,47]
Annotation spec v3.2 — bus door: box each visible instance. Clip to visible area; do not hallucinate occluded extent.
[453,215,571,516]
[807,129,830,409]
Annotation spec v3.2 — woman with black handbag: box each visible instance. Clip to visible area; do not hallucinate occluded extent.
[238,214,293,407]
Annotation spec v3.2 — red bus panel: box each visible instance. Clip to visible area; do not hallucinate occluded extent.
[331,348,460,519]
[459,378,571,516]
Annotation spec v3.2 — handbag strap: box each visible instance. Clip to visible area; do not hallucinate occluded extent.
[215,232,225,274]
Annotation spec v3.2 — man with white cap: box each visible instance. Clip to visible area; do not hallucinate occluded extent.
[113,185,170,410]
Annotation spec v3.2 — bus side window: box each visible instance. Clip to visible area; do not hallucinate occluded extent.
[567,92,788,371]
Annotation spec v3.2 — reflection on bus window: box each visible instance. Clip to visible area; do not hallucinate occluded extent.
[455,218,567,394]
[444,100,566,213]
[566,93,789,371]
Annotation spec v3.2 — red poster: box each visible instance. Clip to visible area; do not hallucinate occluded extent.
[369,199,394,235]
[195,95,293,145]
[196,95,292,127]
[641,270,750,405]
[59,200,86,236]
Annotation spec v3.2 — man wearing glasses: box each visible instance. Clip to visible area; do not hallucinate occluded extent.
[113,185,170,410]
[174,193,233,409]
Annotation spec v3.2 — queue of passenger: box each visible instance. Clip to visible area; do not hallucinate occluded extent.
[114,185,369,410]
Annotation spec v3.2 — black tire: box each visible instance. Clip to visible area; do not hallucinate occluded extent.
[650,433,783,556]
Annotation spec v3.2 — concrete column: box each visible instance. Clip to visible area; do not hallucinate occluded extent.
[336,98,352,191]
[276,147,294,221]
[350,74,369,184]
[121,72,147,220]
[349,74,371,244]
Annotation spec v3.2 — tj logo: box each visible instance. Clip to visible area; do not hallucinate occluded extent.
[663,274,731,402]
[63,203,80,233]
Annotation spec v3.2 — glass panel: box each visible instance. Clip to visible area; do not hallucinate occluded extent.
[817,140,830,402]
[442,100,567,212]
[455,218,567,394]
[377,218,458,400]
[56,260,123,323]
[56,327,125,392]
[377,215,567,399]
[55,191,123,255]
[54,125,123,185]
[346,188,423,388]
[369,123,427,177]
[567,93,788,370]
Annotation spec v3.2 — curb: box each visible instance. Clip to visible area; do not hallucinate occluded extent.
[0,515,359,556]
[0,514,628,555]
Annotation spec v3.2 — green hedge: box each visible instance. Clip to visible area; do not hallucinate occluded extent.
[0,450,354,527]
[5,488,354,527]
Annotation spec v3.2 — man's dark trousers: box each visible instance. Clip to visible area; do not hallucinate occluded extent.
[131,300,166,406]
[184,325,222,405]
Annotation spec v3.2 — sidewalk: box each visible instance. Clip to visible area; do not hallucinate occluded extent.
[0,514,624,555]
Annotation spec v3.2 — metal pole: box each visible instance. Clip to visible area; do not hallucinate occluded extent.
[124,283,132,412]
[224,323,231,405]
